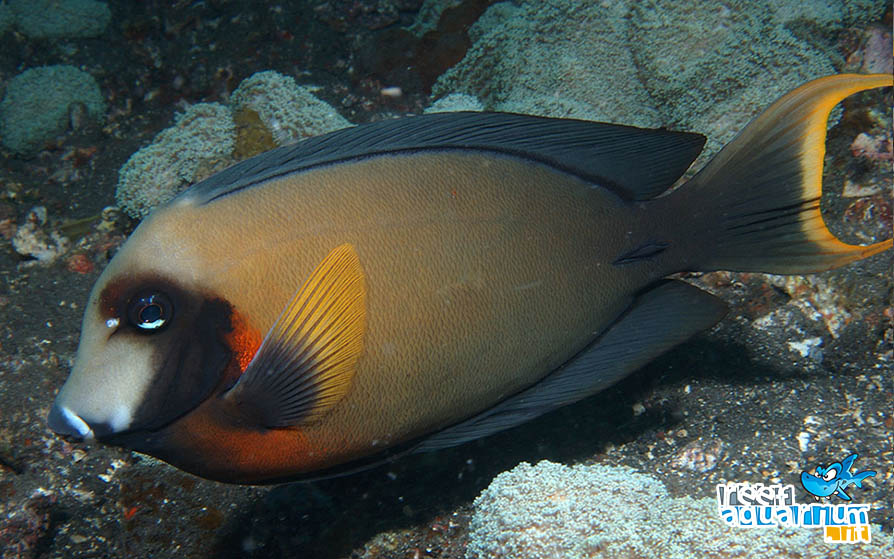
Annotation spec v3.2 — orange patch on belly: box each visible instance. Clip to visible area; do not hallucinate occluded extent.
[164,401,343,483]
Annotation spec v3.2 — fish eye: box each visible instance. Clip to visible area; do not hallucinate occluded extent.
[127,291,173,332]
[822,468,837,481]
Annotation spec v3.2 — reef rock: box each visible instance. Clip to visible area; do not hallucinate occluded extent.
[434,0,887,156]
[466,460,894,559]
[7,0,111,39]
[0,65,105,155]
[116,71,351,219]
[230,71,351,146]
[115,103,236,219]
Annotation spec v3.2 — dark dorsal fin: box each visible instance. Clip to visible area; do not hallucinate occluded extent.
[180,112,706,205]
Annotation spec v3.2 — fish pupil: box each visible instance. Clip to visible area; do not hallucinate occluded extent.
[140,304,162,323]
[127,291,173,332]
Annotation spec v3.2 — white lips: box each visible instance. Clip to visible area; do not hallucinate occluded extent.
[58,406,95,439]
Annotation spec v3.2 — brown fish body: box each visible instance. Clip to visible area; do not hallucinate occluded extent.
[134,152,666,480]
[49,74,892,483]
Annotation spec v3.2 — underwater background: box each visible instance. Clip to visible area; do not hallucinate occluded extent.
[0,1,891,557]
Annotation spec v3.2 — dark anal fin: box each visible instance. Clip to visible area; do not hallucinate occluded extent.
[224,244,366,428]
[415,280,726,452]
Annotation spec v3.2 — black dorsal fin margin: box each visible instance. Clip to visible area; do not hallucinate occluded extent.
[178,112,706,205]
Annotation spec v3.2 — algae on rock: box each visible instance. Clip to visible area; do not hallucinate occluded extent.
[434,0,888,158]
[0,65,105,155]
[115,103,236,219]
[115,71,352,220]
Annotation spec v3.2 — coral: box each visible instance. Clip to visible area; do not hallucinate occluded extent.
[434,0,887,157]
[115,103,235,219]
[229,70,351,146]
[850,132,893,162]
[0,65,105,154]
[466,460,894,559]
[629,0,842,155]
[353,0,492,92]
[114,71,352,219]
[859,25,893,74]
[7,0,111,39]
[232,107,277,160]
[765,274,863,339]
[425,92,483,113]
[434,0,660,126]
[11,206,70,264]
[773,0,886,28]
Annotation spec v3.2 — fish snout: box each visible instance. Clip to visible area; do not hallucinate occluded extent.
[48,336,156,441]
[47,402,97,440]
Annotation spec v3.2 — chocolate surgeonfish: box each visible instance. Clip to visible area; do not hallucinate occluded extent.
[48,75,892,484]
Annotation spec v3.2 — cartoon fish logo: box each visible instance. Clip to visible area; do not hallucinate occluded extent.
[800,453,876,501]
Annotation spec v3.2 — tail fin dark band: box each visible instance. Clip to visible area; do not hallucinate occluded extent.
[683,74,892,274]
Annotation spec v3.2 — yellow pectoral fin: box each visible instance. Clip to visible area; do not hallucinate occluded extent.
[225,244,367,428]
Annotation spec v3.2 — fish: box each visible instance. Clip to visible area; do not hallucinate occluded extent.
[800,453,876,501]
[47,74,892,484]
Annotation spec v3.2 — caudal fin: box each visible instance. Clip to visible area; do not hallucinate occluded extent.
[682,74,892,274]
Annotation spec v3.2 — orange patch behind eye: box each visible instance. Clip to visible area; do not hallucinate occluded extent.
[225,310,262,373]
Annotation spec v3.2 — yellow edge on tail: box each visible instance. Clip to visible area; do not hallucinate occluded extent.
[791,74,892,262]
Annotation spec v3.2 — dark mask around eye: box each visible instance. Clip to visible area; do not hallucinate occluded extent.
[128,294,234,434]
[97,276,236,435]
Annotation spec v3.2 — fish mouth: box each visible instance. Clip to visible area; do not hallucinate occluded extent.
[48,403,169,458]
[47,403,96,440]
[47,402,139,442]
